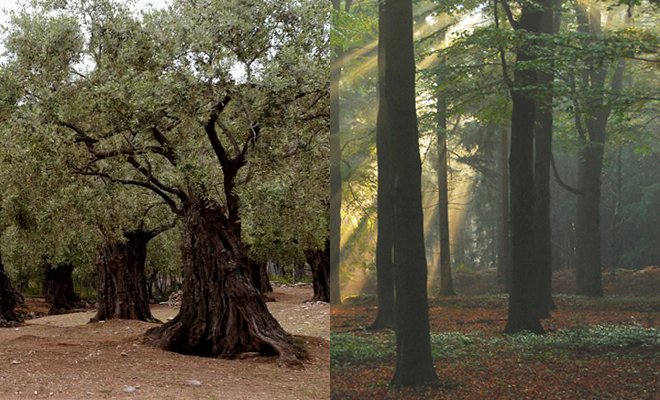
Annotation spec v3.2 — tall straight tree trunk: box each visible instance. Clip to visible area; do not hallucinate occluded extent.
[381,0,438,387]
[504,0,548,334]
[573,3,625,297]
[532,0,560,318]
[436,67,455,297]
[369,0,396,330]
[576,143,605,296]
[92,230,157,322]
[145,195,302,365]
[329,0,347,305]
[0,255,22,326]
[305,239,330,302]
[497,126,512,292]
[534,98,554,317]
[452,215,467,267]
[43,262,79,315]
[575,3,605,297]
[611,145,622,266]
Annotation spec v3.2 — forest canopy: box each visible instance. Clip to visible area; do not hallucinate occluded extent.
[334,0,659,299]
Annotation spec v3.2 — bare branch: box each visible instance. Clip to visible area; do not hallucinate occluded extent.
[205,95,232,166]
[218,120,241,155]
[499,0,519,29]
[145,220,177,239]
[72,167,183,215]
[151,127,177,166]
[240,122,261,157]
[551,153,582,195]
[59,121,97,148]
[126,156,187,201]
[59,121,177,168]
[493,0,514,93]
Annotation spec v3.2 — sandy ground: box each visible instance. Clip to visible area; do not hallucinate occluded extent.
[0,286,329,400]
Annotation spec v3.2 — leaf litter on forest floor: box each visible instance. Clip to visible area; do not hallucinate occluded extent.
[331,295,659,399]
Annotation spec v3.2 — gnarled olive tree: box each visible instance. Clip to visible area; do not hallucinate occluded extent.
[2,0,326,363]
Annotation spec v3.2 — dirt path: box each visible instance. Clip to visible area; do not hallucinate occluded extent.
[0,286,329,400]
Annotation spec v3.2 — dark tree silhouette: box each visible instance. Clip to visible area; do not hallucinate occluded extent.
[532,0,561,318]
[381,0,439,387]
[436,61,455,297]
[573,2,625,297]
[249,259,273,296]
[43,262,79,315]
[330,0,353,305]
[306,239,330,302]
[499,0,548,334]
[370,0,396,331]
[496,127,511,291]
[0,255,23,326]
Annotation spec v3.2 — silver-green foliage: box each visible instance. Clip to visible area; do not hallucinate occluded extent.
[0,0,328,280]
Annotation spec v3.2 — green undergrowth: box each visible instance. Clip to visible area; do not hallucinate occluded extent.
[331,324,660,366]
[551,294,660,311]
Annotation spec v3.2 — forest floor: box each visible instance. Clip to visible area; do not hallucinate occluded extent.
[0,285,329,400]
[332,270,660,399]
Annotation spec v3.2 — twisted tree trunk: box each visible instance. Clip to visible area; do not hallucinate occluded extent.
[92,231,156,322]
[305,239,330,302]
[250,259,273,295]
[0,257,22,327]
[144,196,303,365]
[43,262,79,315]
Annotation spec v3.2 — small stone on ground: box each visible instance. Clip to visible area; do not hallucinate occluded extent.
[123,385,137,393]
